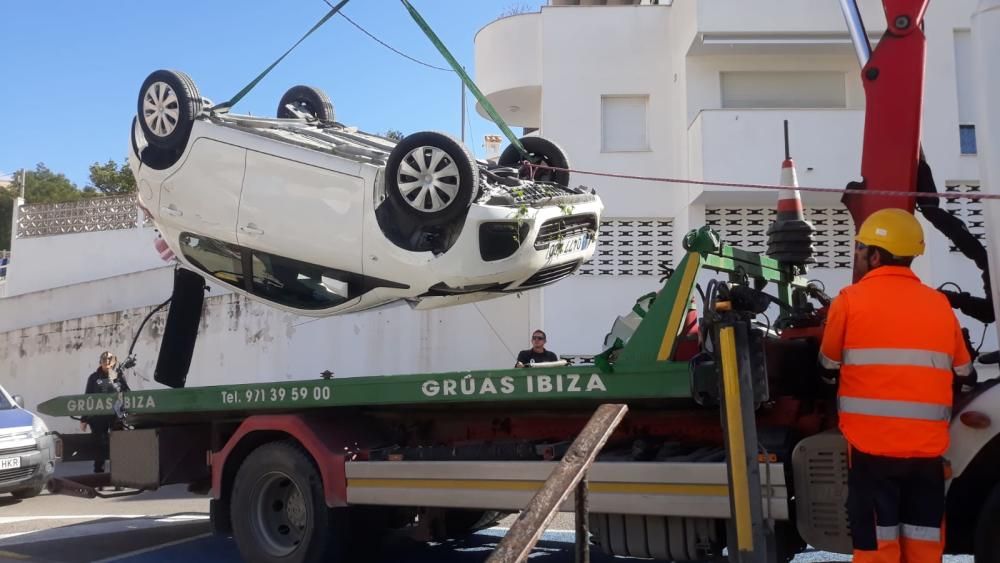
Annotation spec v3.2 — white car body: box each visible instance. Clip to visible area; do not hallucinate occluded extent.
[129,106,603,317]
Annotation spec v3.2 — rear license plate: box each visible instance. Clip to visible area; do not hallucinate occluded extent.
[0,457,21,470]
[546,233,591,259]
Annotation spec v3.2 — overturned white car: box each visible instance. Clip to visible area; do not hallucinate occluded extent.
[129,70,603,316]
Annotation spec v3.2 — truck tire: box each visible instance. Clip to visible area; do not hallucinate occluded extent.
[975,481,1000,562]
[231,441,349,563]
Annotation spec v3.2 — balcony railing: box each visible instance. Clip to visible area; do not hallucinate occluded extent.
[16,194,149,239]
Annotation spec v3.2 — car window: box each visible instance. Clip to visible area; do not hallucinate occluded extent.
[0,390,12,410]
[249,252,355,310]
[179,233,245,289]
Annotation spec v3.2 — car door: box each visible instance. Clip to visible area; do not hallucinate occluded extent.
[237,150,364,276]
[160,137,246,245]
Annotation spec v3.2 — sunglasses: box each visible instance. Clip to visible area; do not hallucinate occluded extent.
[532,336,545,341]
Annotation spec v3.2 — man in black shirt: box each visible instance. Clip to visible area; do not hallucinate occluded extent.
[515,329,558,367]
[80,351,119,473]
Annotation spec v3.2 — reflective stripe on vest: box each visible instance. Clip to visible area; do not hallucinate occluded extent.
[877,525,899,541]
[839,397,951,422]
[901,524,941,542]
[843,348,953,370]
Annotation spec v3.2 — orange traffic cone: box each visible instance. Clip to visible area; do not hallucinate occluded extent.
[766,122,815,266]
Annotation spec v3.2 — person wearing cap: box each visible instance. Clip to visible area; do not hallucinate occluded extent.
[819,208,974,563]
[80,351,120,473]
[515,329,558,367]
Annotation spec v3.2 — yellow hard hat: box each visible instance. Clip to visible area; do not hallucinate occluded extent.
[856,208,925,257]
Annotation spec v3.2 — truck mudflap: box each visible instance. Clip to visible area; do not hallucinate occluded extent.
[791,431,851,555]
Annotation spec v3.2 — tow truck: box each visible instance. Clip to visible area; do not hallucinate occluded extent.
[33,1,1000,562]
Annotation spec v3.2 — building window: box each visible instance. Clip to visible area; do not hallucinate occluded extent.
[955,30,977,154]
[960,125,978,155]
[577,218,673,276]
[601,95,649,152]
[178,233,245,289]
[249,251,356,310]
[720,71,847,109]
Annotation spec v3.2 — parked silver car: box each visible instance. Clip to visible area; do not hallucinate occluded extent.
[0,384,60,498]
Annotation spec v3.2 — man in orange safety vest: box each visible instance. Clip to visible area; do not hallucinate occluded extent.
[819,208,974,563]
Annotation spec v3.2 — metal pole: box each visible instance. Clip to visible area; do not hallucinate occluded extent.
[838,0,872,67]
[574,477,590,563]
[783,120,790,161]
[487,403,628,563]
[716,321,768,563]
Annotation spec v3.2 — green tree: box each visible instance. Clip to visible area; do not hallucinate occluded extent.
[383,129,404,142]
[21,163,81,204]
[0,163,87,250]
[86,159,136,195]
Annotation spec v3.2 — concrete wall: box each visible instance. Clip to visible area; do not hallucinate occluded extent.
[5,226,167,297]
[0,276,534,433]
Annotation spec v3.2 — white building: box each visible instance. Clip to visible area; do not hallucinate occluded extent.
[0,0,992,431]
[475,0,991,354]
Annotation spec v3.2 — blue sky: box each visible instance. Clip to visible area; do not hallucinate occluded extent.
[0,0,545,187]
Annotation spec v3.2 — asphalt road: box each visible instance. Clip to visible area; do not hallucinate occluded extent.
[0,463,973,563]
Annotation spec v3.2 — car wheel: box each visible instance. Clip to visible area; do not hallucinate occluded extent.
[975,481,1000,562]
[137,70,202,151]
[11,485,43,499]
[497,136,571,187]
[385,131,479,226]
[231,441,349,563]
[277,85,335,121]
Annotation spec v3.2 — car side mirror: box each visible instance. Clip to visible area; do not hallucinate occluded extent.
[12,395,24,408]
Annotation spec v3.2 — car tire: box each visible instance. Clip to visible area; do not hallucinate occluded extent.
[277,85,335,121]
[385,131,479,226]
[11,485,43,499]
[497,136,571,187]
[137,70,202,151]
[231,440,349,563]
[975,481,1000,562]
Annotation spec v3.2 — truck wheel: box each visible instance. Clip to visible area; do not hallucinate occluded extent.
[975,481,1000,562]
[231,441,349,563]
[11,485,43,499]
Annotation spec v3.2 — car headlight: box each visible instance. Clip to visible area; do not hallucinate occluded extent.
[31,416,49,438]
